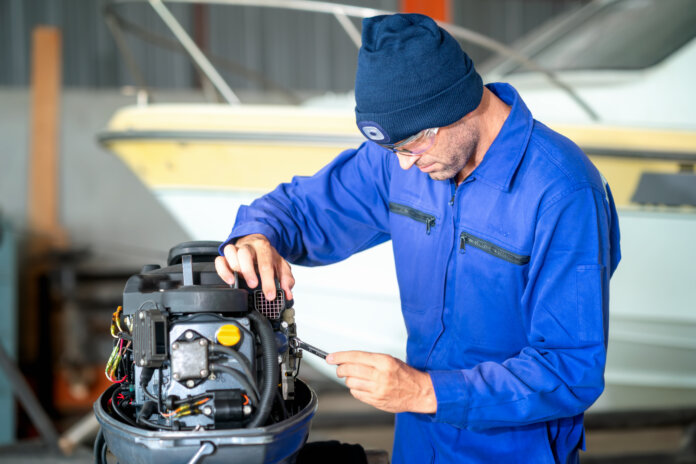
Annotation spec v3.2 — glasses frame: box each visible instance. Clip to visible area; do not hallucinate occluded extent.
[379,127,439,157]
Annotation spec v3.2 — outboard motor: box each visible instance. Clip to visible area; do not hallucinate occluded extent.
[94,241,317,464]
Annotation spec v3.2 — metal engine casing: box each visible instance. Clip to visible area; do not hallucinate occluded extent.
[132,313,256,428]
[94,241,316,464]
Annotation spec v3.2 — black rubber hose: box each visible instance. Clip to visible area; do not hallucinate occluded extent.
[210,363,259,405]
[93,428,106,464]
[110,388,138,427]
[246,310,279,428]
[209,344,259,395]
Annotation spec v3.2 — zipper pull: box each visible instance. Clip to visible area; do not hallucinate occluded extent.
[426,218,434,235]
[449,195,455,206]
[459,234,466,254]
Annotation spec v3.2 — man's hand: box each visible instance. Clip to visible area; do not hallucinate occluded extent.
[326,351,437,414]
[214,234,294,301]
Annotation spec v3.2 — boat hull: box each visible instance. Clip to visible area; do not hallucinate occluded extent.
[100,104,696,412]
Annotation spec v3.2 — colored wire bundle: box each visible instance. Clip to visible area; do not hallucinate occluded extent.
[161,397,211,419]
[110,306,129,338]
[105,337,131,382]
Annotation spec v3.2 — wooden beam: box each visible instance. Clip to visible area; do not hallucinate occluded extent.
[28,26,67,251]
[400,0,451,22]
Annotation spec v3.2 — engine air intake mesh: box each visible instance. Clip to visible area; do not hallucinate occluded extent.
[253,290,284,320]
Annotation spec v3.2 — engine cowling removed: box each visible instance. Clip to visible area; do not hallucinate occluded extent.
[94,241,317,464]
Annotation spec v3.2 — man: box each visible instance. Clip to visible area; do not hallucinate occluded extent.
[216,14,620,464]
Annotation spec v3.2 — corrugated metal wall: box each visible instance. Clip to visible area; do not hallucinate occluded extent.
[0,0,588,92]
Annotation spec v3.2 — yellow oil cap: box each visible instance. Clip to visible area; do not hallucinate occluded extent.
[216,324,242,346]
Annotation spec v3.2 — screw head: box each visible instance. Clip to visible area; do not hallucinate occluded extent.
[139,312,145,320]
[280,321,289,329]
[243,405,252,416]
[202,406,213,416]
[200,369,208,377]
[199,339,208,346]
[208,374,217,380]
[172,342,179,350]
[173,372,180,380]
[185,331,194,340]
[186,380,195,388]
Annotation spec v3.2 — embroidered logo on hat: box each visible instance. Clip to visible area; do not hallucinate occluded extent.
[358,121,390,143]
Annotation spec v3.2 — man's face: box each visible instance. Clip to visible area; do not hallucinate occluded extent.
[396,118,480,182]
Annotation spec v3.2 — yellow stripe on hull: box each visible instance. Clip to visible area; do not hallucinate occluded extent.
[106,140,344,192]
[100,105,696,207]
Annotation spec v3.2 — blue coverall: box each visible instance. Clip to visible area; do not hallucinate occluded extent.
[223,83,621,463]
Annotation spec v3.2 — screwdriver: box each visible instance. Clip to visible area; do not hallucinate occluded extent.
[292,337,329,360]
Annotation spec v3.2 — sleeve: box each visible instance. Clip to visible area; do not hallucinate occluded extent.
[428,183,621,429]
[219,141,393,266]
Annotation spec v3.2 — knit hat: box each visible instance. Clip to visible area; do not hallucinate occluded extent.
[355,14,483,145]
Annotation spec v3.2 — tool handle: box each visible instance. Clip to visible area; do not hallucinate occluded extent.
[295,338,328,359]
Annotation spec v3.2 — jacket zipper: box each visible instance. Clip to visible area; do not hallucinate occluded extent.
[459,231,530,265]
[389,202,436,235]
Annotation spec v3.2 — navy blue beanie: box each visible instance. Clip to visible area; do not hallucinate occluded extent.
[355,14,483,144]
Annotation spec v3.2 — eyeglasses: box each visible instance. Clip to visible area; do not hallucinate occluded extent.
[379,127,439,157]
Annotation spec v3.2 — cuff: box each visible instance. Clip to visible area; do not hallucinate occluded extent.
[429,369,470,426]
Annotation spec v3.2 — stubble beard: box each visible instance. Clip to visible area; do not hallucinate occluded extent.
[428,129,479,182]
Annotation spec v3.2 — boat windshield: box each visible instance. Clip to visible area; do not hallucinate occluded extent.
[508,0,696,72]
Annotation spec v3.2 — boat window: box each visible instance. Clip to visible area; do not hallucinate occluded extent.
[510,0,696,72]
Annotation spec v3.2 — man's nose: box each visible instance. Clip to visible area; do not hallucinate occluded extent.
[397,154,418,170]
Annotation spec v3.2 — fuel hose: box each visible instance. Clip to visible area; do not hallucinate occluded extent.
[246,310,279,428]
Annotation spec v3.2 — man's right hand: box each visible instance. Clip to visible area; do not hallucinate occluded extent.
[214,234,295,301]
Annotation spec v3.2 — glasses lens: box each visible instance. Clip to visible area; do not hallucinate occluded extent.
[394,128,437,156]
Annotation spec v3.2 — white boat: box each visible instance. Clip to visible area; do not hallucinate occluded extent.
[99,0,696,412]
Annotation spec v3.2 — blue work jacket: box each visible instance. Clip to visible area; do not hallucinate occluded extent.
[223,83,621,463]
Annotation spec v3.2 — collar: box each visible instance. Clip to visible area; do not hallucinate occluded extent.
[469,83,534,192]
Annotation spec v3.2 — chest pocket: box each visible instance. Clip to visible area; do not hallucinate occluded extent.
[389,202,436,235]
[459,232,530,265]
[454,230,530,350]
[388,202,442,315]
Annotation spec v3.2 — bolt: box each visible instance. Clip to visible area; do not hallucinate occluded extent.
[202,406,213,416]
[200,369,208,377]
[199,339,207,346]
[243,405,252,416]
[172,342,179,350]
[280,321,289,329]
[173,372,180,380]
[208,374,217,381]
[139,359,146,366]
[186,380,195,388]
[185,331,194,340]
[139,312,145,320]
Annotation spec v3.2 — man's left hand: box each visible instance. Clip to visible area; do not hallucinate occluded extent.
[326,351,437,414]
